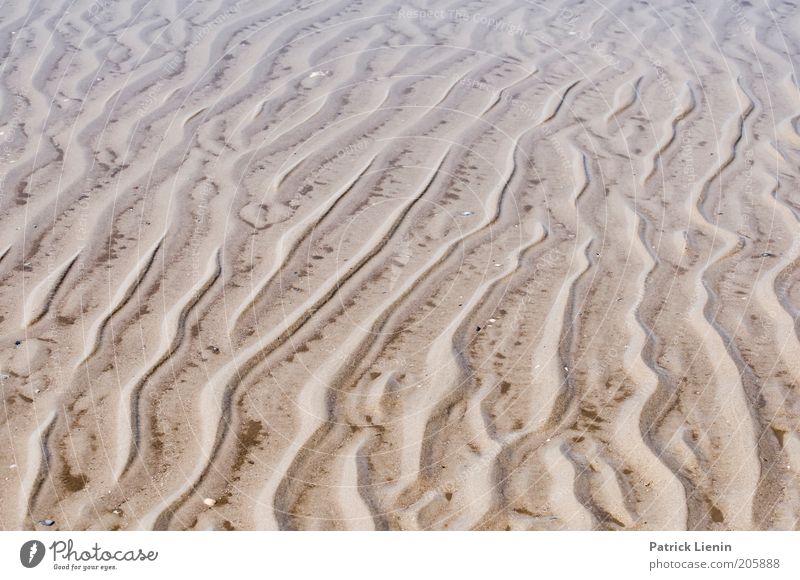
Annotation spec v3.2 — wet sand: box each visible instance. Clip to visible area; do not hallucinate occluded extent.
[1,0,800,530]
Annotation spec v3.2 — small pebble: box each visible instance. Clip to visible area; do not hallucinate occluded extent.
[9,464,16,469]
[39,519,55,526]
[461,211,474,216]
[15,340,21,347]
[209,346,220,354]
[112,509,122,515]
[203,498,216,507]
[488,318,497,323]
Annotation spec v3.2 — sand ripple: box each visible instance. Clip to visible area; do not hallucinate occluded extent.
[1,0,800,530]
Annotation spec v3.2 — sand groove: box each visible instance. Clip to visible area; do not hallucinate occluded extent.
[2,0,800,531]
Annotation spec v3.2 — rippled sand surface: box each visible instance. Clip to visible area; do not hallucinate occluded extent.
[1,0,800,530]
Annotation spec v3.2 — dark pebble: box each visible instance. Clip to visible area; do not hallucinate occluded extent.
[14,340,21,346]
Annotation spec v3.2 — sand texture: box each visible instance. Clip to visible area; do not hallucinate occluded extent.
[2,0,800,531]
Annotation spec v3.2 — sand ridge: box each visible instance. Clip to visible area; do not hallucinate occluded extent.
[1,0,800,530]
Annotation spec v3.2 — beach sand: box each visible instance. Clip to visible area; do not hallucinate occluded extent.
[1,0,800,530]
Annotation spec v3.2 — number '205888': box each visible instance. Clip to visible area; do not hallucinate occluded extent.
[736,559,779,569]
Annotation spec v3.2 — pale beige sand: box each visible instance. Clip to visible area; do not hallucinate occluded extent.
[1,0,800,531]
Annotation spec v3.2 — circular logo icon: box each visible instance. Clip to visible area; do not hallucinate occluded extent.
[20,540,46,568]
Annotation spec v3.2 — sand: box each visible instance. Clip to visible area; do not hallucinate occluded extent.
[1,0,800,531]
